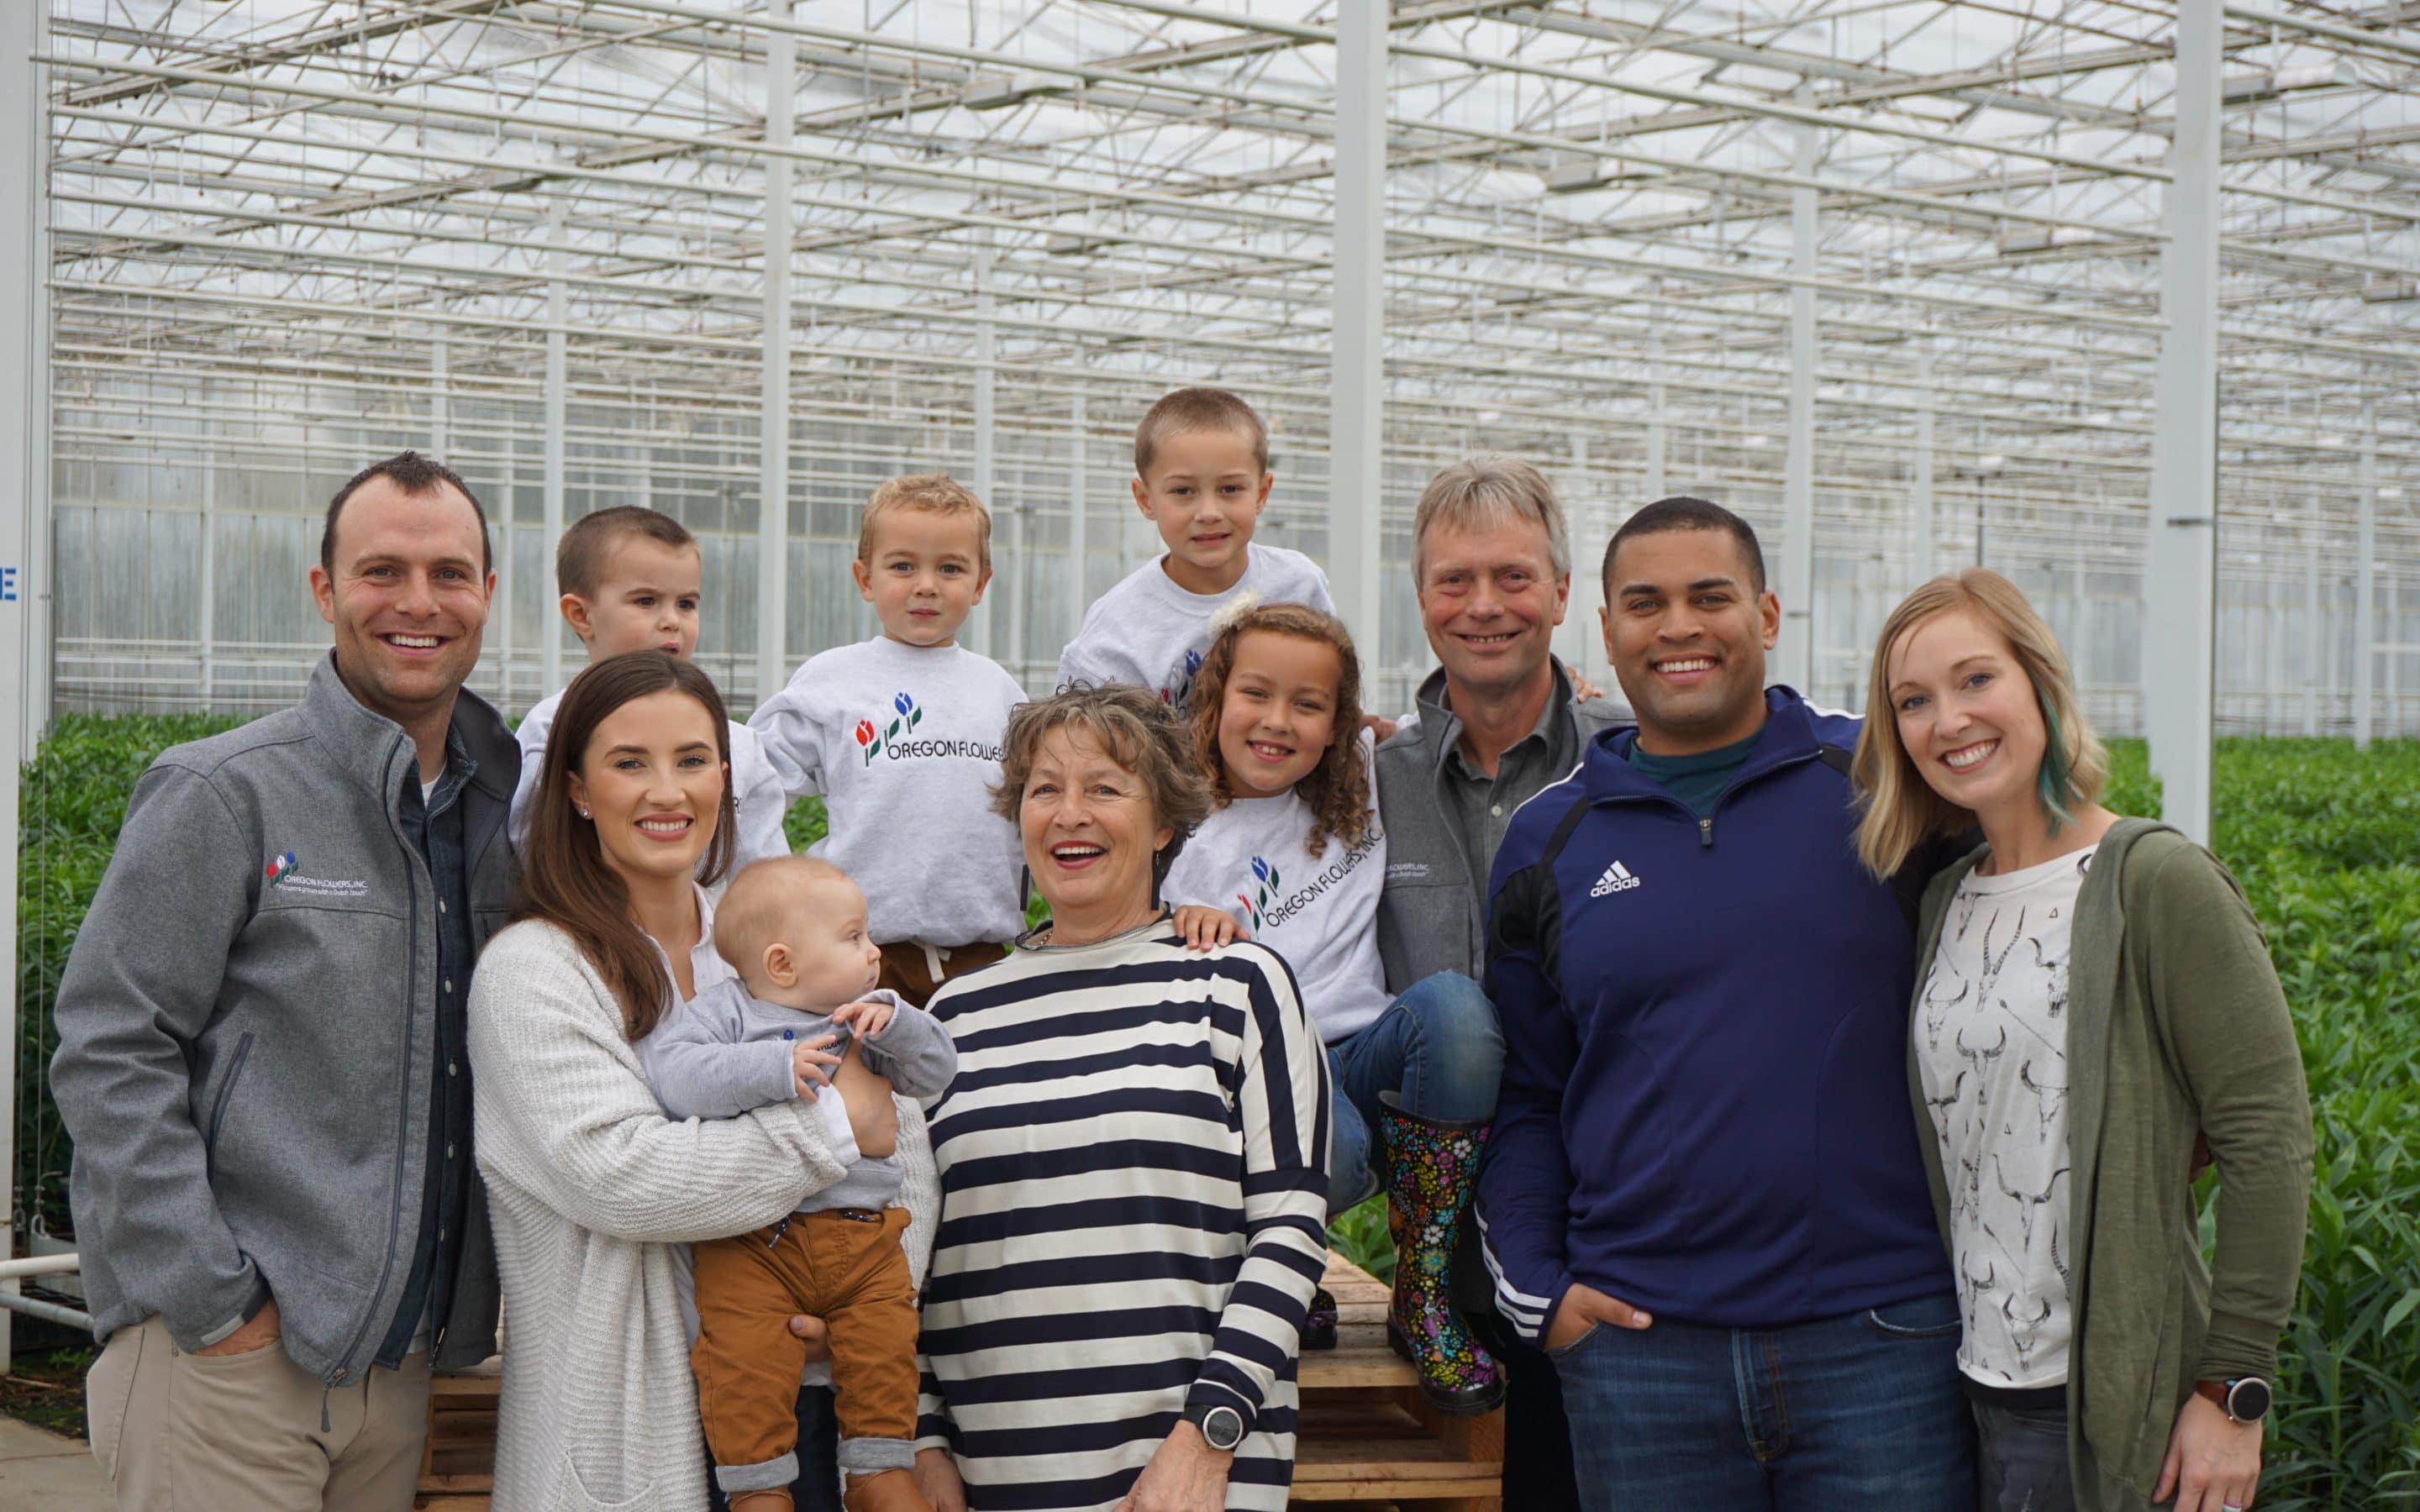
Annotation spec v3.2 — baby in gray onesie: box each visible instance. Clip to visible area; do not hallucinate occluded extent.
[639,854,956,1507]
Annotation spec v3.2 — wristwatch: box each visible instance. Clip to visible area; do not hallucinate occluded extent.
[1183,1401,1247,1452]
[2194,1377,2273,1425]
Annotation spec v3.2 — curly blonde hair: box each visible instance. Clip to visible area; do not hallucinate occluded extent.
[1186,602,1371,858]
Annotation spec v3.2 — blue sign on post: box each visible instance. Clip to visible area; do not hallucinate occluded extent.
[0,567,15,602]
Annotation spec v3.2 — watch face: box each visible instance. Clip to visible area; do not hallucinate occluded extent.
[1202,1405,1245,1450]
[2228,1378,2273,1421]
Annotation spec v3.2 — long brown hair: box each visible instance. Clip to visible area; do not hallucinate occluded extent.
[1186,602,1371,858]
[513,650,738,1040]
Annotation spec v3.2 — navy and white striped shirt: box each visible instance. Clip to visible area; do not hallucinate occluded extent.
[915,923,1332,1511]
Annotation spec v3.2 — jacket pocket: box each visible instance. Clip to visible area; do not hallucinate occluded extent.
[204,1032,255,1168]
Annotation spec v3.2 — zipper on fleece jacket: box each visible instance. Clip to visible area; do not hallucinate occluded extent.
[328,731,421,1388]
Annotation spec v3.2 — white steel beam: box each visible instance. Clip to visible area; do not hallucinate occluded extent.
[1913,345,1936,589]
[1777,104,1818,692]
[1068,386,1087,689]
[2144,2,2222,844]
[543,199,569,698]
[971,232,997,659]
[755,3,794,708]
[1328,0,1385,648]
[0,0,47,1376]
[2304,492,2323,738]
[2355,404,2379,750]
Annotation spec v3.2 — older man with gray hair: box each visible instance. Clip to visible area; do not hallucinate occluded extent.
[1371,456,1626,1509]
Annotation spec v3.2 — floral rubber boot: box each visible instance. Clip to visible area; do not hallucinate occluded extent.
[1375,1092,1506,1415]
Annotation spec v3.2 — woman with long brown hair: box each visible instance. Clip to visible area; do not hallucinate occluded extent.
[466,650,876,1512]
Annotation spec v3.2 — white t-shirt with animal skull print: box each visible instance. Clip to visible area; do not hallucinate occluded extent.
[1915,844,2096,1390]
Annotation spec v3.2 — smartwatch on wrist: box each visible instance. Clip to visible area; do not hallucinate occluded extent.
[2194,1377,2273,1425]
[1183,1401,1247,1452]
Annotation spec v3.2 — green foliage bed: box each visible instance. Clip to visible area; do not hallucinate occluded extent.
[15,718,2420,1504]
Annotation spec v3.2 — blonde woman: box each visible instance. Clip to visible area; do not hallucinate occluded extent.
[1852,570,2312,1512]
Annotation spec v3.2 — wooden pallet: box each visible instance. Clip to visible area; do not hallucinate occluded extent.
[415,1252,1499,1509]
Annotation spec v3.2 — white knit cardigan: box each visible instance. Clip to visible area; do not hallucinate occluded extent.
[468,919,941,1512]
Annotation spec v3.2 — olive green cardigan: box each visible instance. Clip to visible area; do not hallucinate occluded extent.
[1907,819,2313,1510]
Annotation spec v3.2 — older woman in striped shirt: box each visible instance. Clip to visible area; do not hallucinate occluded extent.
[908,684,1334,1512]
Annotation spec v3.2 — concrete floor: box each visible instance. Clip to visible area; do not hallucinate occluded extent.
[0,1417,108,1509]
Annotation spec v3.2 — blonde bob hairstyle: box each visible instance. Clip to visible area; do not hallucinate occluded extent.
[1852,569,2108,879]
[993,682,1215,895]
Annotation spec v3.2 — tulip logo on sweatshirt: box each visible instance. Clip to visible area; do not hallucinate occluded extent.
[1234,856,1283,932]
[266,851,298,887]
[1161,648,1206,712]
[1233,831,1382,932]
[853,691,1002,768]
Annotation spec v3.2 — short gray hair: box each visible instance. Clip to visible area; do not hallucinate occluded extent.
[1410,456,1572,585]
[993,683,1214,890]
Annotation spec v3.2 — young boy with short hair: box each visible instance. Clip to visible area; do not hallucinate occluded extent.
[1055,386,1334,711]
[639,854,955,1512]
[748,475,1026,1005]
[509,506,792,865]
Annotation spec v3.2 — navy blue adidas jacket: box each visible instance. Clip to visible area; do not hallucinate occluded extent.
[1475,686,1951,1338]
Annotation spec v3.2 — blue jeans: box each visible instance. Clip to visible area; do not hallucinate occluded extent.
[1326,972,1504,1214]
[1554,1291,1977,1512]
[1974,1397,2075,1512]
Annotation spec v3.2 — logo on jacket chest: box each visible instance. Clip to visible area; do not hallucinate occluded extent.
[263,850,371,899]
[1589,860,1642,898]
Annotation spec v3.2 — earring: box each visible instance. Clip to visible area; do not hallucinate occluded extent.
[576,806,592,819]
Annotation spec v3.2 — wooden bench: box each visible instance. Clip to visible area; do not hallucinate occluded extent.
[416,1253,1499,1509]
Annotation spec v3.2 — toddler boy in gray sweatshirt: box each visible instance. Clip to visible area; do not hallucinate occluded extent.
[639,854,955,1509]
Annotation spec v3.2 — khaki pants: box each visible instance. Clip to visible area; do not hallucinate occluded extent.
[692,1208,920,1487]
[875,939,1009,1007]
[84,1315,431,1512]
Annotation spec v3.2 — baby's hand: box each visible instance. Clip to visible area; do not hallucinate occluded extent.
[830,996,897,1039]
[792,1034,843,1099]
[1172,906,1246,952]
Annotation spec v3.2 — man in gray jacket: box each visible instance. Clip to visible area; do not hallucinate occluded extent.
[52,451,518,1511]
[1373,457,1626,1511]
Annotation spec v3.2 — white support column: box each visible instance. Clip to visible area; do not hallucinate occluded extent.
[200,447,218,708]
[1778,102,1818,691]
[2142,1,2220,843]
[1913,348,1936,589]
[2354,404,2379,749]
[1644,320,1668,504]
[1561,433,1595,681]
[755,3,795,708]
[1068,388,1088,680]
[431,339,450,459]
[0,0,49,1373]
[2304,501,2323,737]
[970,234,997,659]
[542,200,569,698]
[1328,0,1386,650]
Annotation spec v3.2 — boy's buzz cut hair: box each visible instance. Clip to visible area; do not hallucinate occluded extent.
[857,473,992,572]
[1134,387,1270,479]
[556,506,697,600]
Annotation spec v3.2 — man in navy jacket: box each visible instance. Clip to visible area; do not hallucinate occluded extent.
[1476,497,1973,1509]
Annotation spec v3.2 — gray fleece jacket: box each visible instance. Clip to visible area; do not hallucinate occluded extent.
[50,654,516,1384]
[1373,664,1629,992]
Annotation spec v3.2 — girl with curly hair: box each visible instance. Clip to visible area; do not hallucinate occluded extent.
[1165,601,1507,1416]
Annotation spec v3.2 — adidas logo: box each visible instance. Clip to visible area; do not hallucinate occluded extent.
[1590,860,1642,898]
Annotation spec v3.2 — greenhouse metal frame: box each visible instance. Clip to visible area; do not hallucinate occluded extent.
[2,0,2418,1357]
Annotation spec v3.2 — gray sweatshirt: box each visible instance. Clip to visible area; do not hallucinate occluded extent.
[639,983,957,1212]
